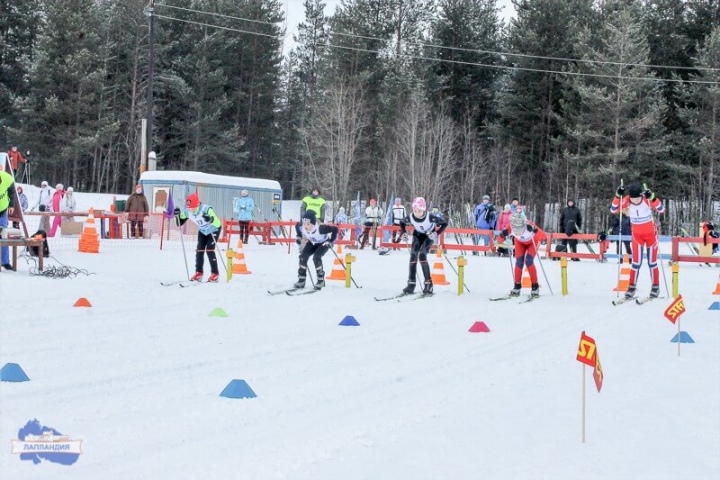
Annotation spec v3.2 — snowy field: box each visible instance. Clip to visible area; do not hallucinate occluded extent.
[1,189,719,479]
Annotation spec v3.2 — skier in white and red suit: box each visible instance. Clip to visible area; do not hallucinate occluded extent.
[500,205,545,298]
[611,181,665,299]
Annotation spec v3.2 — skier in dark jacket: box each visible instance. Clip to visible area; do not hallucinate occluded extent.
[560,200,582,260]
[294,210,339,290]
[399,197,448,295]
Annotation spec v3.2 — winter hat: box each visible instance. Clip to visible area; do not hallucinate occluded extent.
[41,181,48,187]
[412,197,427,212]
[186,193,200,209]
[627,182,643,198]
[394,197,402,203]
[504,203,511,212]
[302,210,317,225]
[56,183,63,190]
[67,187,73,193]
[338,207,345,213]
[483,195,490,201]
[241,189,249,196]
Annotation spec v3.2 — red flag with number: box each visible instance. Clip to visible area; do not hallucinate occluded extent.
[663,295,686,324]
[576,331,597,367]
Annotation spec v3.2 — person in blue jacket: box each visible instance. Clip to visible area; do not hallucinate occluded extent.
[233,189,255,244]
[175,192,222,283]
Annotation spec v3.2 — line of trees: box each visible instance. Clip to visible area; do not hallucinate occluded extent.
[1,0,718,232]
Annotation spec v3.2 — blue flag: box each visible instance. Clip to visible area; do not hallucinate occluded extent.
[164,191,175,219]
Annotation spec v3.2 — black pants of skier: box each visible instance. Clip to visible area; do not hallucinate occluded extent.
[238,220,250,244]
[298,242,330,280]
[196,229,220,274]
[408,234,433,283]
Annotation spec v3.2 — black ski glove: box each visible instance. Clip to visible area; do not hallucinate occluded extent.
[501,229,509,237]
[295,237,302,245]
[526,225,537,233]
[174,207,181,216]
[615,185,625,198]
[202,214,213,222]
[643,188,655,201]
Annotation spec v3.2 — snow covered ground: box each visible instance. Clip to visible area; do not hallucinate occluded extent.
[1,189,719,479]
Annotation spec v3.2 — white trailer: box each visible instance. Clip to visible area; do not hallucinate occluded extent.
[139,171,282,222]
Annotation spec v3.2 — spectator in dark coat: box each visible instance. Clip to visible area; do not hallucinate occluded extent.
[125,184,149,238]
[611,208,632,257]
[560,200,582,260]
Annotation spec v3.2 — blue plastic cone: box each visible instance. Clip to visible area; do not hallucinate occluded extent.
[708,302,720,310]
[220,379,256,399]
[670,331,695,343]
[339,315,360,326]
[0,363,30,382]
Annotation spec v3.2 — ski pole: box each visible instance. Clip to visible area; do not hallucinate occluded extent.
[441,249,470,293]
[211,230,228,274]
[177,218,190,280]
[531,236,554,296]
[329,245,362,288]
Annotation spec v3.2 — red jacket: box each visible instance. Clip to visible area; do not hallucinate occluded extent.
[7,149,25,170]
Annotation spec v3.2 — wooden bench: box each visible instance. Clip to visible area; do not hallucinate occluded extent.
[0,238,45,272]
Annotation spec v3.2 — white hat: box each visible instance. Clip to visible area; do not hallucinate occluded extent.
[56,183,64,190]
[41,181,48,187]
[67,187,74,193]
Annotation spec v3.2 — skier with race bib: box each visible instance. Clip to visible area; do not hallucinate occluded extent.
[293,210,339,290]
[611,181,664,299]
[398,197,448,295]
[501,206,543,298]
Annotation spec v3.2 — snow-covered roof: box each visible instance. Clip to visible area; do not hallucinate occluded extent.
[140,170,281,191]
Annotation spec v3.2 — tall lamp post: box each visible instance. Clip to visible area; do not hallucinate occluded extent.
[144,0,155,172]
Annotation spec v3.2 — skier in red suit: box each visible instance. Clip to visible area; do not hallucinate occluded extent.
[610,182,665,299]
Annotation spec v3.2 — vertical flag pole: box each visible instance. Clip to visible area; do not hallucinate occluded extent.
[677,318,681,357]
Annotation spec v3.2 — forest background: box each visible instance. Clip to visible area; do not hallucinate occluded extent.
[0,0,718,232]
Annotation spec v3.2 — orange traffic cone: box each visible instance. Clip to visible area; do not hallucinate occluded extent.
[78,208,100,253]
[232,239,251,274]
[712,272,720,295]
[328,245,346,281]
[521,267,532,288]
[431,248,450,286]
[613,254,631,292]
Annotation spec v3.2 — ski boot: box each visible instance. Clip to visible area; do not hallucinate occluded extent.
[191,271,203,282]
[531,283,540,298]
[207,273,219,283]
[624,284,637,299]
[649,284,660,298]
[422,280,433,295]
[402,280,416,294]
[293,276,306,289]
[509,282,521,297]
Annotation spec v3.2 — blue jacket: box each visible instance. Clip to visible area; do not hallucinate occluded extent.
[473,202,496,230]
[233,196,255,222]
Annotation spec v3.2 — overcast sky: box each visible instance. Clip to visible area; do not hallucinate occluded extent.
[282,0,516,53]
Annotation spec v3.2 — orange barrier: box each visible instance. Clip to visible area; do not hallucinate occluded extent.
[613,255,631,292]
[78,208,100,253]
[431,248,450,286]
[671,236,720,265]
[232,240,251,275]
[712,272,720,295]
